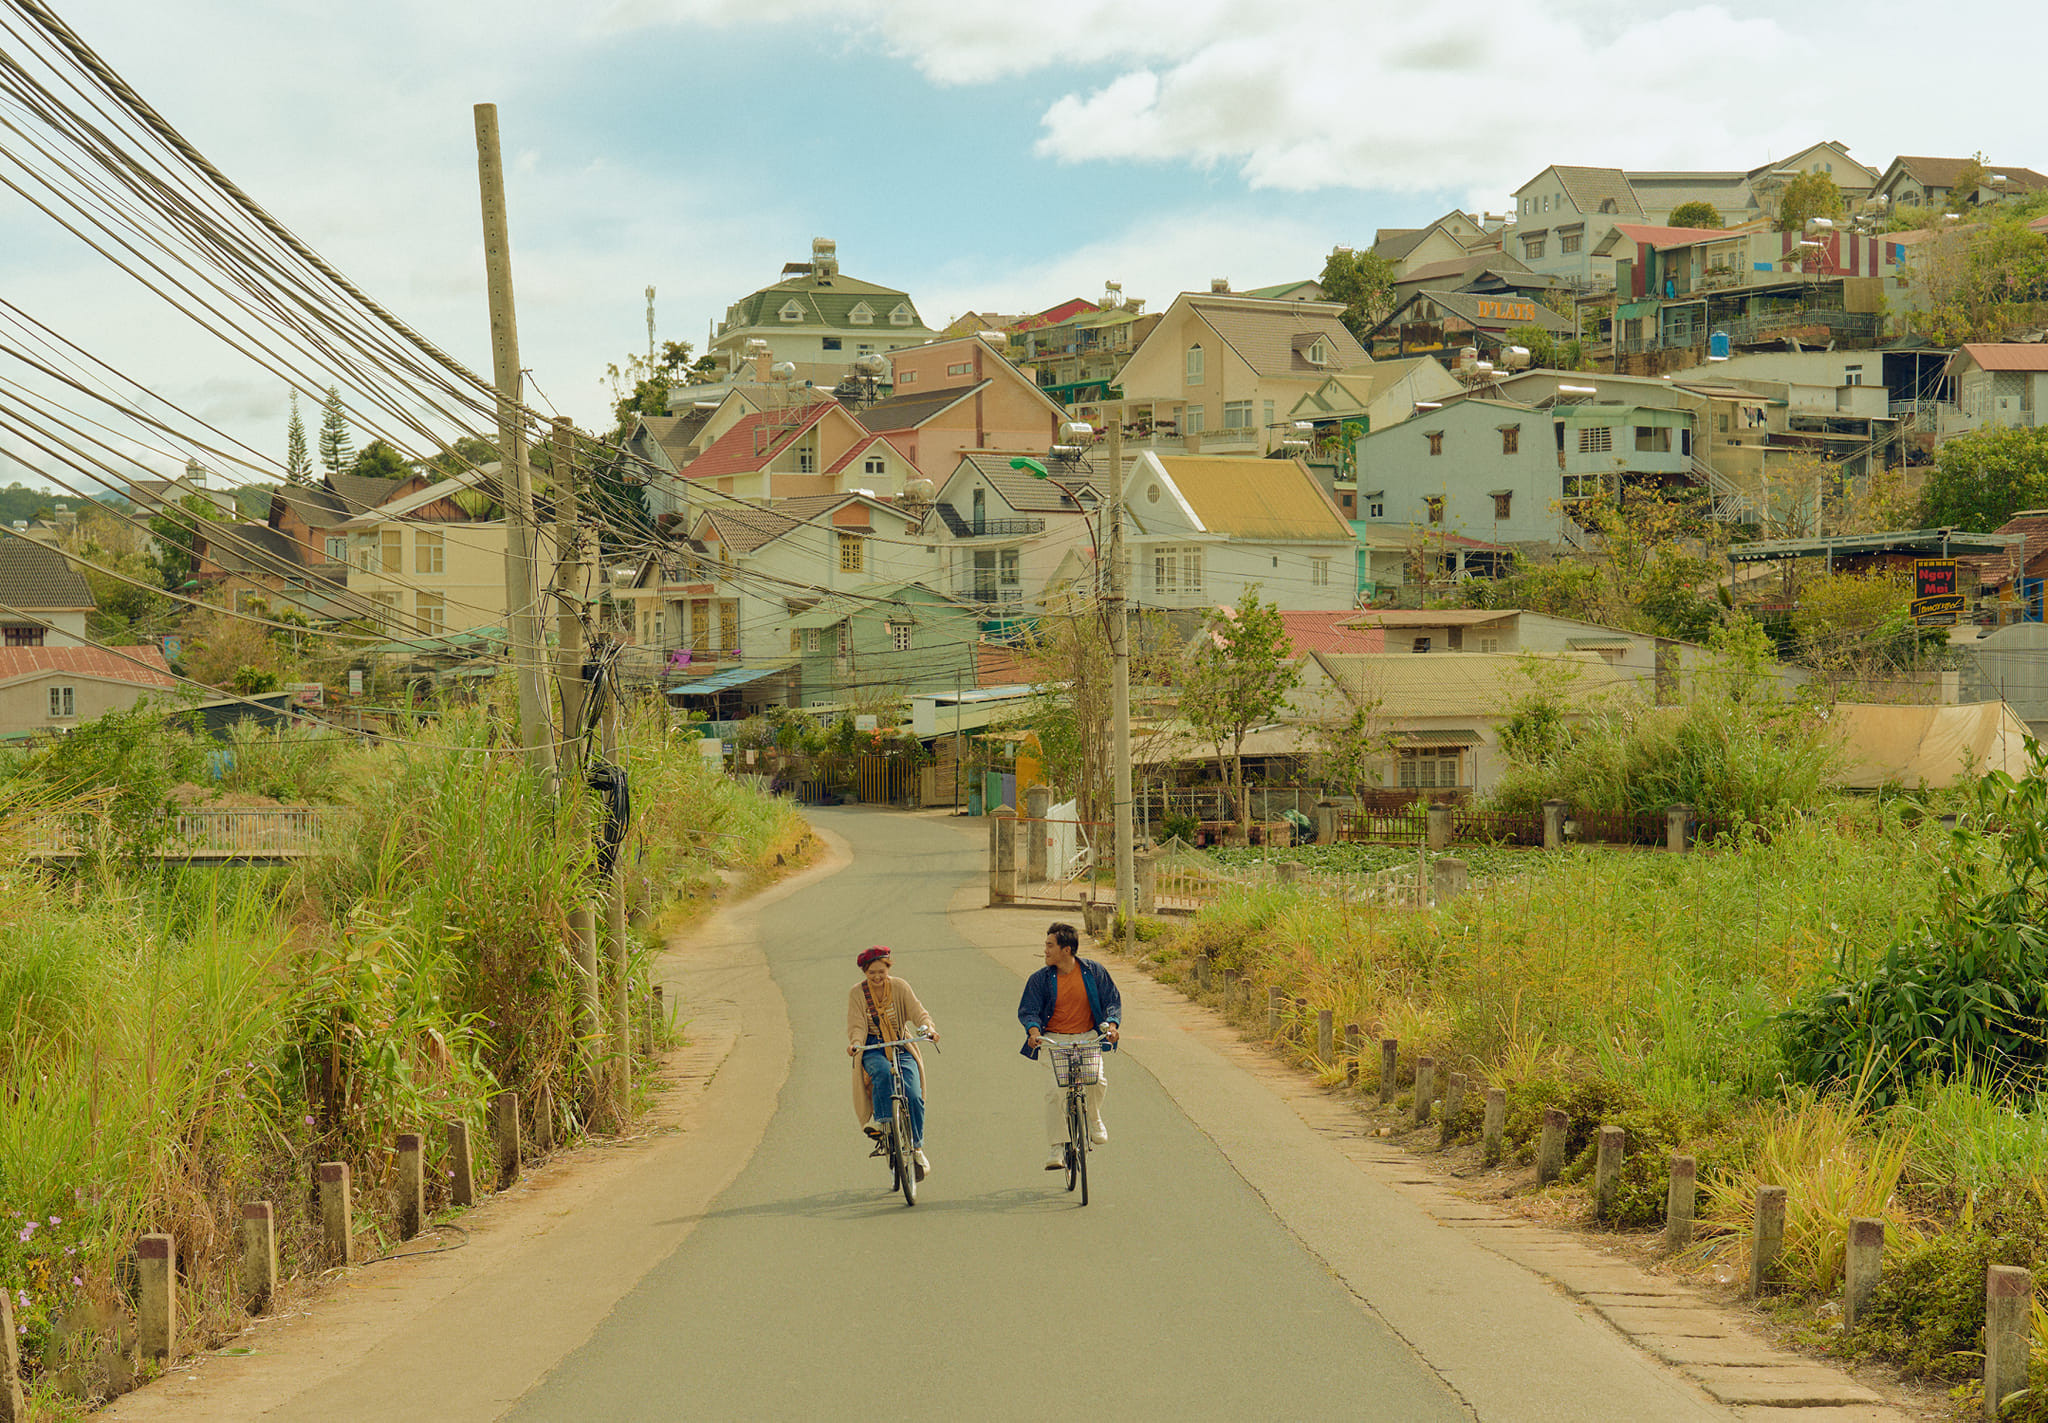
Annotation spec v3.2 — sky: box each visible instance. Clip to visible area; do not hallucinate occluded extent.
[0,0,2040,495]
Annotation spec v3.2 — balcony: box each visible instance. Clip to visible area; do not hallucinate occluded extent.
[960,518,1045,538]
[954,579,1024,604]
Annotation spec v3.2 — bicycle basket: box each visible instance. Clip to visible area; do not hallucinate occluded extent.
[1049,1044,1104,1087]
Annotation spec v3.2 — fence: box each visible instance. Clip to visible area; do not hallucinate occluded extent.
[22,806,334,861]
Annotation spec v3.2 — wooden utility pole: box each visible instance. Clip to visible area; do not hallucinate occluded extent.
[1107,417,1135,921]
[551,417,599,1081]
[474,102,553,782]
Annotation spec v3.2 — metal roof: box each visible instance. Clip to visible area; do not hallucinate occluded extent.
[665,663,794,695]
[1726,530,2024,564]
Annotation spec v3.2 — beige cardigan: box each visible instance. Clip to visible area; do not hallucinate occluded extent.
[848,977,935,1125]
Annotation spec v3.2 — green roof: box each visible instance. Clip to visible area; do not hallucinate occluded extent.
[726,274,937,336]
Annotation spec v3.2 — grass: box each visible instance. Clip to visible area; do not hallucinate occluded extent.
[0,685,807,1411]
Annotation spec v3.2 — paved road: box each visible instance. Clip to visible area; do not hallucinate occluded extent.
[513,809,1465,1421]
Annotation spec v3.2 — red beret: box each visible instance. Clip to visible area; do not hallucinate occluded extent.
[857,947,892,969]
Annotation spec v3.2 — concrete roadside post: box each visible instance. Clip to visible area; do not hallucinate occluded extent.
[1750,1186,1788,1299]
[0,1286,24,1423]
[1317,1009,1334,1063]
[1024,785,1051,886]
[990,807,1017,905]
[239,1202,277,1315]
[1986,1265,2033,1421]
[1845,1218,1884,1327]
[1594,1125,1626,1221]
[1344,1023,1361,1086]
[1379,1038,1399,1105]
[318,1163,356,1266]
[1220,968,1237,1007]
[1425,802,1452,851]
[1537,1107,1567,1184]
[396,1134,424,1241]
[1667,804,1693,853]
[1134,848,1156,914]
[1542,799,1567,851]
[1431,857,1468,906]
[1665,1155,1698,1251]
[1413,1057,1435,1127]
[1440,1072,1465,1147]
[1482,1088,1506,1165]
[533,1083,557,1155]
[1315,801,1337,846]
[1267,986,1283,1038]
[1278,860,1306,887]
[447,1119,476,1207]
[1195,953,1212,992]
[135,1233,175,1360]
[494,1092,522,1191]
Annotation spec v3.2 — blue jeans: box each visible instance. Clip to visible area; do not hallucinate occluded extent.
[863,1037,924,1147]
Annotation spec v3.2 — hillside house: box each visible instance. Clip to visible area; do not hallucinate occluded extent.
[0,538,94,648]
[924,452,1102,617]
[1944,345,2048,435]
[1120,453,1356,612]
[0,644,179,736]
[855,337,1070,481]
[706,238,939,390]
[336,471,565,639]
[1870,156,2048,214]
[786,580,983,707]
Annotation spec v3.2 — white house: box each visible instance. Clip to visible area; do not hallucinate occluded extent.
[1119,453,1357,612]
[924,451,1103,614]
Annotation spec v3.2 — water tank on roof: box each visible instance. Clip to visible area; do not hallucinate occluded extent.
[1455,346,1478,373]
[1501,345,1531,370]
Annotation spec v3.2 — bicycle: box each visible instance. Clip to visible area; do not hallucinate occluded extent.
[866,1028,935,1207]
[1041,1032,1110,1207]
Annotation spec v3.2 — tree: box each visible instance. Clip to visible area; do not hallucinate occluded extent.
[1948,154,1990,213]
[1180,588,1300,839]
[604,338,694,439]
[285,391,312,485]
[350,439,412,481]
[1505,323,1585,371]
[1318,246,1397,341]
[317,386,354,475]
[1310,701,1400,807]
[149,490,228,589]
[1776,171,1845,232]
[1916,425,2048,531]
[1667,201,1724,229]
[1904,214,2048,344]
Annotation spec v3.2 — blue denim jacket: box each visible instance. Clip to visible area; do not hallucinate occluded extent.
[1017,957,1121,1057]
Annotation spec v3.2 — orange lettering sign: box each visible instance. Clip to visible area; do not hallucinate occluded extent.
[1475,300,1536,323]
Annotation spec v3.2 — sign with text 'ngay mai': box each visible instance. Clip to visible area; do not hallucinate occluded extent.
[1913,558,1962,627]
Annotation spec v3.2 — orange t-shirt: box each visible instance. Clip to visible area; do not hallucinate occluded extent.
[1046,968,1094,1034]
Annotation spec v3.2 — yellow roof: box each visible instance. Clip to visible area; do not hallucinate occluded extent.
[1156,456,1353,541]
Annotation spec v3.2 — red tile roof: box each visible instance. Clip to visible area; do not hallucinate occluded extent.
[0,644,177,689]
[824,431,915,475]
[1960,343,2048,372]
[681,402,839,482]
[1279,610,1386,655]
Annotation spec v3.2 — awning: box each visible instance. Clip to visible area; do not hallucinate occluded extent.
[788,606,848,631]
[666,663,793,696]
[1566,636,1634,650]
[1396,729,1483,747]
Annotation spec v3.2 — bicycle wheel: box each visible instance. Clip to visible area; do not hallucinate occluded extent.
[894,1099,918,1207]
[1076,1112,1090,1207]
[1073,1097,1089,1195]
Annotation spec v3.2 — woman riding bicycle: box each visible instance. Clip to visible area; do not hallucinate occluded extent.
[847,947,939,1177]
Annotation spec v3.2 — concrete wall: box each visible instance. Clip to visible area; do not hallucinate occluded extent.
[1963,622,2048,725]
[347,520,556,635]
[0,671,173,736]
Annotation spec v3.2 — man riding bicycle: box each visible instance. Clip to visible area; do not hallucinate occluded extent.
[1018,921,1121,1171]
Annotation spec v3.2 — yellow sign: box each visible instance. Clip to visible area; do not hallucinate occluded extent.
[1475,299,1537,323]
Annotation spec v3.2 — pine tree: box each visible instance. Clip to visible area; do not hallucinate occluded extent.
[317,386,354,475]
[285,391,312,485]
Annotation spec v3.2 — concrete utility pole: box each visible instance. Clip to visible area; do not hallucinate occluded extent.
[602,669,630,1122]
[551,417,600,1082]
[474,102,553,782]
[1107,417,1135,922]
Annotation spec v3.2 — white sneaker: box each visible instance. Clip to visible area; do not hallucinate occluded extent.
[1091,1122,1109,1145]
[913,1149,930,1179]
[1044,1150,1066,1171]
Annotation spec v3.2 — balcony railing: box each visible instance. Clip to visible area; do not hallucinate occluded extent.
[955,580,1024,603]
[960,518,1045,538]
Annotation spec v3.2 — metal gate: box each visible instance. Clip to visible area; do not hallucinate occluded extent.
[853,755,915,806]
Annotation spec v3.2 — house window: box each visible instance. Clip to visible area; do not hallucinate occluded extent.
[1310,557,1330,587]
[889,304,913,326]
[1185,345,1204,383]
[1844,366,1864,386]
[415,528,444,574]
[779,301,803,323]
[416,592,447,636]
[1307,339,1329,365]
[1480,637,1500,653]
[889,621,912,652]
[1563,473,1599,499]
[1340,492,1355,512]
[1717,413,1731,433]
[1223,400,1253,429]
[1560,232,1582,254]
[371,591,402,615]
[899,370,919,385]
[234,589,262,615]
[1398,747,1462,788]
[864,456,886,476]
[354,540,371,572]
[324,535,346,562]
[835,621,850,660]
[4,626,42,647]
[1501,425,1520,454]
[1493,492,1513,519]
[719,600,739,653]
[946,362,974,377]
[1577,426,1614,453]
[850,303,874,325]
[47,685,74,718]
[379,528,402,572]
[1412,637,1432,653]
[1634,426,1671,453]
[1425,496,1444,524]
[1366,491,1385,518]
[1154,545,1203,596]
[1524,237,1546,260]
[798,443,816,473]
[1184,405,1206,434]
[823,337,842,352]
[838,532,865,572]
[1426,431,1443,455]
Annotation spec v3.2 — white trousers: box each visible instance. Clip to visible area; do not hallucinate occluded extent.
[1040,1032,1107,1147]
